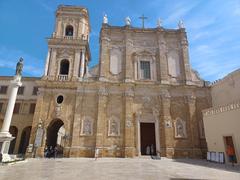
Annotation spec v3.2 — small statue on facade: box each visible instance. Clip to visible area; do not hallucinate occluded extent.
[178,20,184,29]
[103,14,108,24]
[157,18,162,28]
[125,16,131,26]
[16,57,24,76]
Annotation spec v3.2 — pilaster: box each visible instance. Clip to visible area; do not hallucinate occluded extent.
[95,86,108,156]
[124,87,135,157]
[157,32,169,84]
[124,31,134,82]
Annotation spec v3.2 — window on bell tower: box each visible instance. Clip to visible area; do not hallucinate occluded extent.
[65,25,73,36]
[60,59,69,75]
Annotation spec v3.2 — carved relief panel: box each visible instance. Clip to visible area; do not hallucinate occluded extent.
[80,116,93,136]
[108,116,120,136]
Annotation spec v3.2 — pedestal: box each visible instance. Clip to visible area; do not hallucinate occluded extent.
[0,134,15,162]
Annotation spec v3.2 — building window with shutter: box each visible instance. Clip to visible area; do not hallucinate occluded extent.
[13,103,21,114]
[140,61,151,79]
[0,86,8,94]
[17,87,25,95]
[29,103,36,114]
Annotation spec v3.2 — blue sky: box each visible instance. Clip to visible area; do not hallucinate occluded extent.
[0,0,239,81]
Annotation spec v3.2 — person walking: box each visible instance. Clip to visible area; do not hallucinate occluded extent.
[227,145,235,166]
[95,148,99,160]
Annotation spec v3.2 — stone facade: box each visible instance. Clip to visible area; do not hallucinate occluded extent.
[25,5,211,158]
[0,5,212,158]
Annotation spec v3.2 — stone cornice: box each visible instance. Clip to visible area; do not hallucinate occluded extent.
[203,100,240,116]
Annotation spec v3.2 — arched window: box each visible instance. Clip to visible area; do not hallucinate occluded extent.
[60,59,69,75]
[65,25,73,36]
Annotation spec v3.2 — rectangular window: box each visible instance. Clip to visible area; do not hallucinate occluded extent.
[0,86,8,94]
[13,103,21,114]
[17,87,24,95]
[32,87,38,95]
[29,103,36,114]
[0,102,3,113]
[140,61,151,79]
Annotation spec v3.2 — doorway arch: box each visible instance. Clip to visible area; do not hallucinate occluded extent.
[47,119,65,147]
[18,126,32,154]
[9,126,18,154]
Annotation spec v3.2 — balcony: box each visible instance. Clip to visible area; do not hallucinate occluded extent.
[58,75,69,81]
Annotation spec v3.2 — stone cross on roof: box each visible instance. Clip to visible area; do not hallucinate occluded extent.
[139,14,148,28]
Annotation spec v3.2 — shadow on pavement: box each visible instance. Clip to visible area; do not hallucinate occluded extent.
[173,158,240,173]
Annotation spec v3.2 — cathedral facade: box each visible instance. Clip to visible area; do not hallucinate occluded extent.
[26,5,211,158]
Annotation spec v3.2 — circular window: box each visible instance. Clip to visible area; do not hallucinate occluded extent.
[57,95,64,104]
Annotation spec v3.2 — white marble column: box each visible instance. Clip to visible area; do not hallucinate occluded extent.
[80,50,85,78]
[0,75,22,162]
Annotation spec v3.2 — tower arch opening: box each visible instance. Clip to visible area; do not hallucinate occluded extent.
[60,59,69,75]
[65,25,74,36]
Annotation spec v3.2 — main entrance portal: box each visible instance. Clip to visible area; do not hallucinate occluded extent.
[140,123,156,155]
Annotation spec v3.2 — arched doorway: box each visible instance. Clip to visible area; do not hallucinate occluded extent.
[46,119,65,157]
[9,126,18,154]
[18,126,32,154]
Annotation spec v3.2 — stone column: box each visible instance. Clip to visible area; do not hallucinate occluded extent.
[124,88,135,157]
[95,87,108,156]
[136,111,141,156]
[80,49,85,78]
[49,49,57,80]
[0,76,22,162]
[44,49,51,76]
[73,50,81,80]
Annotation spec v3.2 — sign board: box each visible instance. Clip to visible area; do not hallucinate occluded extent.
[34,127,44,147]
[27,144,33,153]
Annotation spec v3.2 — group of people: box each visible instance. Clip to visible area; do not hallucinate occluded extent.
[44,146,58,158]
[146,144,155,155]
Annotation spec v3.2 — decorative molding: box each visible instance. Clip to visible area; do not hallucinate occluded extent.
[203,100,240,116]
[98,87,108,96]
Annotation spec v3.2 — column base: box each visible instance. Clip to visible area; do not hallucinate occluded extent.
[0,135,15,162]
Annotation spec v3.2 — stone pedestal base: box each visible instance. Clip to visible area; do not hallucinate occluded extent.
[0,133,15,162]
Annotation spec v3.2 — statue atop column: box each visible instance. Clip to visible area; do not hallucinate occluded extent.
[125,16,131,26]
[157,18,162,28]
[15,57,24,76]
[103,14,108,24]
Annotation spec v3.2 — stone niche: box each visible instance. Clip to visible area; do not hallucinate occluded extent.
[110,48,122,75]
[167,50,180,77]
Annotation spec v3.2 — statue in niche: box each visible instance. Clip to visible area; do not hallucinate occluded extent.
[83,119,92,135]
[16,57,24,76]
[109,118,119,136]
[175,119,186,138]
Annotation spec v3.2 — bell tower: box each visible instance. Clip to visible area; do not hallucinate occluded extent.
[43,5,91,81]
